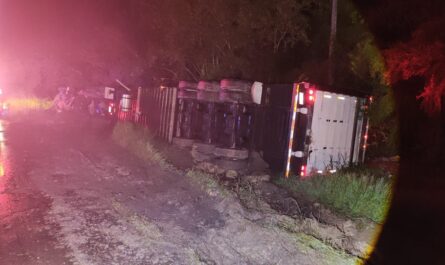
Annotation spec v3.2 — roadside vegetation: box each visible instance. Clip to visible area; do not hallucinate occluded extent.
[275,168,393,223]
[6,97,53,114]
[111,122,174,171]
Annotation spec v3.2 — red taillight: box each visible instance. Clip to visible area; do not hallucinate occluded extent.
[300,165,306,177]
[307,89,315,103]
[108,103,114,114]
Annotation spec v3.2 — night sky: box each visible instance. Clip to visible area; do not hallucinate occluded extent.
[0,0,144,95]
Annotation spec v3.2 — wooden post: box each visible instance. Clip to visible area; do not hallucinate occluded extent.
[160,88,168,139]
[328,0,338,85]
[168,88,178,143]
[135,87,142,123]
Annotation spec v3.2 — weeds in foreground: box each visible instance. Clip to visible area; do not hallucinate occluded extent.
[275,172,392,223]
[186,169,228,197]
[112,122,175,172]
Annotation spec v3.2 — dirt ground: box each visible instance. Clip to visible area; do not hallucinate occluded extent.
[0,112,358,265]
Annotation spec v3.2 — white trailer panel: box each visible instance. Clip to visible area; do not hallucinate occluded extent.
[306,90,358,174]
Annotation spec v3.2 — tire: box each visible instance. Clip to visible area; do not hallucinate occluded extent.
[178,81,198,90]
[197,81,220,92]
[220,79,252,93]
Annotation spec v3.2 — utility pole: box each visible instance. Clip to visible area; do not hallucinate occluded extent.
[328,0,338,86]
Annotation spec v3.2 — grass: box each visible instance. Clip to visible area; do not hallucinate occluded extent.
[275,169,393,223]
[186,169,229,197]
[112,122,175,171]
[6,97,53,114]
[293,233,360,265]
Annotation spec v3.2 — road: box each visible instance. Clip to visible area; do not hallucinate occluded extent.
[0,113,355,265]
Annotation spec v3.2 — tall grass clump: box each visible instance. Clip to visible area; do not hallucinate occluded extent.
[111,122,174,171]
[275,171,392,223]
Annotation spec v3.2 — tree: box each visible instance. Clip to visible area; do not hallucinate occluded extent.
[133,0,313,82]
[385,19,445,114]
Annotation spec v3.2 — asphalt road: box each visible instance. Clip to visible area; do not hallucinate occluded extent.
[0,113,356,265]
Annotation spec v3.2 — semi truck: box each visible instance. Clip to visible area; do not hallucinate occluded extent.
[259,82,370,177]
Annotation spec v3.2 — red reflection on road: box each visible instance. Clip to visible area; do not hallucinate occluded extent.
[0,120,10,218]
[0,121,8,178]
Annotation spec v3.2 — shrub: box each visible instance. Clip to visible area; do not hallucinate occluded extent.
[275,170,392,223]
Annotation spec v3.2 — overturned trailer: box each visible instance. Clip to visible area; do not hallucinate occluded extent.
[257,82,370,177]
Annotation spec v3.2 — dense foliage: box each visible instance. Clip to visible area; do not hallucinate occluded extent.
[385,19,445,114]
[131,0,386,92]
[130,0,314,82]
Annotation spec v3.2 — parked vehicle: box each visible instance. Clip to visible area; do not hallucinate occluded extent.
[53,86,76,113]
[259,82,370,177]
[62,87,118,119]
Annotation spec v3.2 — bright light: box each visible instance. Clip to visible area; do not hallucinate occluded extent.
[338,96,345,100]
[324,95,332,99]
[298,92,304,105]
[329,169,337,173]
[308,90,315,102]
[317,170,323,174]
[108,103,115,114]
